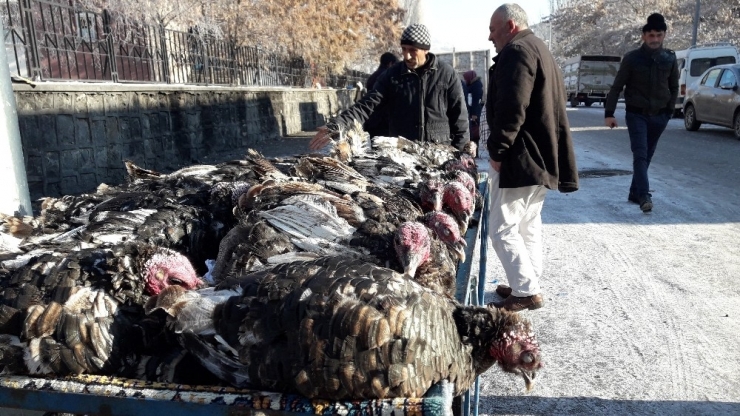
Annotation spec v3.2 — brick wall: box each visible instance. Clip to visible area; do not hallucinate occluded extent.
[13,84,354,199]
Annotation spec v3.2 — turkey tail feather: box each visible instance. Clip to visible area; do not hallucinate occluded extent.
[180,332,251,387]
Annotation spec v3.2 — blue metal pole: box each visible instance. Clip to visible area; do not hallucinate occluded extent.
[474,174,490,416]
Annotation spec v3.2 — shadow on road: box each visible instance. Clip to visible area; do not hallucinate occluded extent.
[480,395,740,415]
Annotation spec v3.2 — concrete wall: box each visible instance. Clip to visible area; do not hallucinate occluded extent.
[12,83,354,200]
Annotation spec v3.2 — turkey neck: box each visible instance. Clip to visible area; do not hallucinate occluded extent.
[452,305,505,375]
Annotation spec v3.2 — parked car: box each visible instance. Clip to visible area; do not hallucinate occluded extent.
[674,43,739,116]
[683,63,740,139]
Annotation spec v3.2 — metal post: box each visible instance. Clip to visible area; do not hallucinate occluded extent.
[691,0,700,47]
[102,9,119,82]
[0,19,33,216]
[19,0,42,80]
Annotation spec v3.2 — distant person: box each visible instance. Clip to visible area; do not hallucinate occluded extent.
[309,24,470,152]
[463,70,484,155]
[364,52,398,137]
[485,3,579,312]
[604,13,678,213]
[366,52,398,91]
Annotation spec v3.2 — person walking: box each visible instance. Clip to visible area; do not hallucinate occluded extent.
[463,70,484,155]
[485,3,579,312]
[309,24,470,152]
[604,13,678,213]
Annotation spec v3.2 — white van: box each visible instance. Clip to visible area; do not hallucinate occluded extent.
[674,43,739,114]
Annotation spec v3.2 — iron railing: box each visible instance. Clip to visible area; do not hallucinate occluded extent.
[1,0,368,88]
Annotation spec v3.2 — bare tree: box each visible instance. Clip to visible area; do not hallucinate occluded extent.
[552,0,740,60]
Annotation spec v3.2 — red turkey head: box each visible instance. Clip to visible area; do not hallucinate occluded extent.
[444,154,477,177]
[446,170,476,196]
[143,249,203,295]
[419,178,444,212]
[423,211,467,262]
[442,182,474,235]
[394,222,431,279]
[488,313,542,391]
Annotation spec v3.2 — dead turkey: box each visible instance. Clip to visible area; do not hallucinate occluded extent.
[0,242,203,378]
[147,257,541,400]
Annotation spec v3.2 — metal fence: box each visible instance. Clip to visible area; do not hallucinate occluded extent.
[1,0,368,88]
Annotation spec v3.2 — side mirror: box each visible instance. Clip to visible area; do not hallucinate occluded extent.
[719,81,736,90]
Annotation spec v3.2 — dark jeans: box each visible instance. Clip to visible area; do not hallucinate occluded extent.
[625,111,671,197]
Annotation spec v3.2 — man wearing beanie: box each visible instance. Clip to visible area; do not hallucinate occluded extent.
[309,23,470,153]
[605,13,679,213]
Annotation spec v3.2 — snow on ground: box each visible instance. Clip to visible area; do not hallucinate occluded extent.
[472,134,740,415]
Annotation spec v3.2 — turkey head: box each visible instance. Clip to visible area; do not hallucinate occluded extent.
[442,182,474,235]
[393,222,431,279]
[423,211,467,262]
[419,178,444,212]
[143,248,203,296]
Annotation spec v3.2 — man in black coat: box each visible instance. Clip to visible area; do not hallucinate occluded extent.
[485,3,579,312]
[604,13,678,213]
[363,52,399,137]
[463,70,484,154]
[309,24,470,152]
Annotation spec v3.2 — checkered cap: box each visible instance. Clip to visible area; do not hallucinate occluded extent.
[400,24,431,50]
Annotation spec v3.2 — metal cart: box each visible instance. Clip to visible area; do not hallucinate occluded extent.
[0,175,490,416]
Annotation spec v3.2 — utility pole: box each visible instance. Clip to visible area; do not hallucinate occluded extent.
[549,0,554,51]
[0,19,32,216]
[691,0,700,46]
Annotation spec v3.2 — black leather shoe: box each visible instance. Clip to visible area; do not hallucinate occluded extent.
[639,195,653,212]
[495,285,512,298]
[488,294,545,312]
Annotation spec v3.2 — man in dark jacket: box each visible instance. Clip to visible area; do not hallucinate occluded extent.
[463,70,484,154]
[485,3,579,312]
[363,52,398,137]
[605,13,678,213]
[366,52,398,91]
[309,24,470,152]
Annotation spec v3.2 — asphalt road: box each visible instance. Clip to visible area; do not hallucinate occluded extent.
[474,103,740,415]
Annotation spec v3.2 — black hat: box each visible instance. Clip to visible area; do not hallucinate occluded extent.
[400,24,431,50]
[642,13,667,33]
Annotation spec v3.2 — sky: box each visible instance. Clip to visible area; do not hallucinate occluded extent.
[422,0,552,53]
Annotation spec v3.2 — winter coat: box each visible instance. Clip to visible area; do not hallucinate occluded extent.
[366,67,385,91]
[485,29,579,192]
[605,44,679,117]
[364,67,392,137]
[463,71,484,120]
[330,53,470,150]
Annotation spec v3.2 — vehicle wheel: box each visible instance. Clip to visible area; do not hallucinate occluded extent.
[734,111,740,139]
[584,100,593,107]
[570,96,579,107]
[684,104,701,131]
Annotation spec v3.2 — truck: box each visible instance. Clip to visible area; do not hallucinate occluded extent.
[674,42,739,116]
[562,55,622,107]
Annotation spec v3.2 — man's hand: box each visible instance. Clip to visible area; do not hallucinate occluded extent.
[309,126,332,151]
[489,159,501,172]
[605,117,618,129]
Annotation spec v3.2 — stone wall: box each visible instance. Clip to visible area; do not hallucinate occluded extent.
[13,83,354,200]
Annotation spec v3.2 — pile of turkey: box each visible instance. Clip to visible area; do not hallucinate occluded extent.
[0,121,542,400]
[148,257,541,399]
